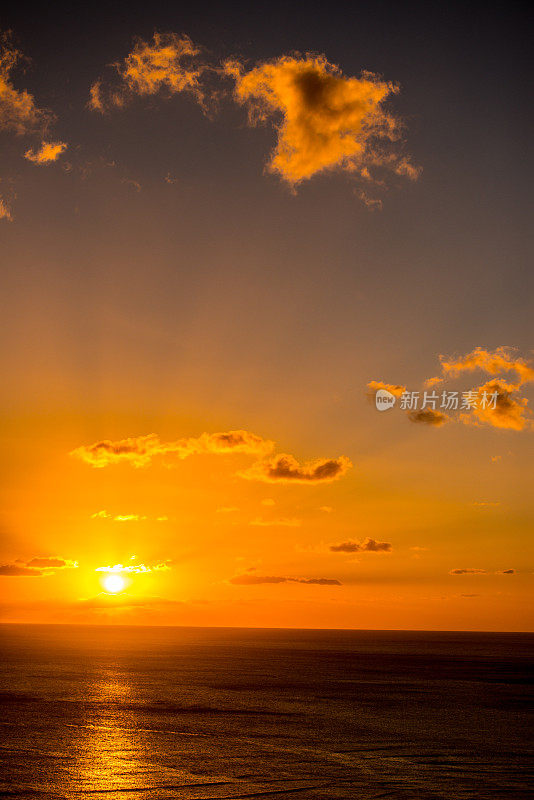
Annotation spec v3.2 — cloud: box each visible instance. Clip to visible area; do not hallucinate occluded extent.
[330,537,392,553]
[0,197,13,222]
[71,429,274,468]
[0,564,41,577]
[224,53,419,195]
[24,141,67,164]
[261,498,275,506]
[0,556,77,576]
[95,561,171,574]
[407,409,449,426]
[230,574,341,585]
[367,380,406,398]
[240,453,352,484]
[449,568,487,575]
[495,569,515,575]
[25,557,77,569]
[250,517,301,527]
[216,506,239,513]
[432,347,534,388]
[460,379,532,431]
[89,32,207,113]
[0,33,51,134]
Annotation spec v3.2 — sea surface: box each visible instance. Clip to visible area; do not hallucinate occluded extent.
[0,625,532,799]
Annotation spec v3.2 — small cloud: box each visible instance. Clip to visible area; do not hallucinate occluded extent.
[367,381,406,399]
[410,546,428,551]
[0,196,13,221]
[330,537,392,553]
[261,498,275,506]
[319,506,333,513]
[495,569,515,575]
[89,32,207,113]
[449,568,487,575]
[24,141,67,164]
[473,501,500,508]
[216,506,239,513]
[407,409,449,426]
[229,574,341,586]
[250,517,301,527]
[491,455,502,462]
[240,453,352,484]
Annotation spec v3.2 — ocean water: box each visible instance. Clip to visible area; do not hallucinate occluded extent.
[0,625,532,799]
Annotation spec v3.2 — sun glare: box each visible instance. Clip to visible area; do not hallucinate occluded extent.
[103,574,125,594]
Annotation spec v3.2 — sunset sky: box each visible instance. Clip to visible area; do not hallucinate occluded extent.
[0,3,531,631]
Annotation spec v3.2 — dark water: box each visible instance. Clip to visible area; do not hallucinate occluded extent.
[0,625,532,799]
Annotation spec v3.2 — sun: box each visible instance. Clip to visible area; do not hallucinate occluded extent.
[103,574,126,594]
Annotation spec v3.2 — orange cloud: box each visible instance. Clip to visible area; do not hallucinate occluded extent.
[0,197,13,222]
[225,53,419,193]
[95,561,170,574]
[435,347,534,388]
[24,141,67,164]
[230,574,341,585]
[71,430,274,468]
[240,453,352,484]
[449,569,487,575]
[0,33,51,134]
[367,380,406,398]
[89,32,206,113]
[330,538,391,553]
[461,379,532,431]
[407,409,449,426]
[0,557,78,576]
[249,517,301,527]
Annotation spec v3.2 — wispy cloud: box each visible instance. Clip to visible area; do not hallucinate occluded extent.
[95,561,171,574]
[367,381,406,398]
[224,53,419,198]
[436,347,534,387]
[230,574,341,585]
[250,517,301,527]
[0,196,13,222]
[71,429,274,468]
[449,568,487,575]
[24,140,67,164]
[89,32,207,113]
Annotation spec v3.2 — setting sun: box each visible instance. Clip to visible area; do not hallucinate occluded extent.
[102,574,125,594]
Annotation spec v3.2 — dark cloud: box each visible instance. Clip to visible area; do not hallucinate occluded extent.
[240,453,351,484]
[449,568,487,575]
[230,574,341,586]
[330,537,391,553]
[407,409,449,426]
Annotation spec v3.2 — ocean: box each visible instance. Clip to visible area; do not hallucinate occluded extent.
[0,625,532,799]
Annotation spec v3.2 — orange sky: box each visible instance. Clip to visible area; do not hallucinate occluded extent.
[0,12,532,630]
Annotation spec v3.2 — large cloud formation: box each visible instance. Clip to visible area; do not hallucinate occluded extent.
[71,430,274,468]
[0,33,50,134]
[224,53,419,192]
[230,574,341,585]
[89,32,207,113]
[239,453,352,484]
